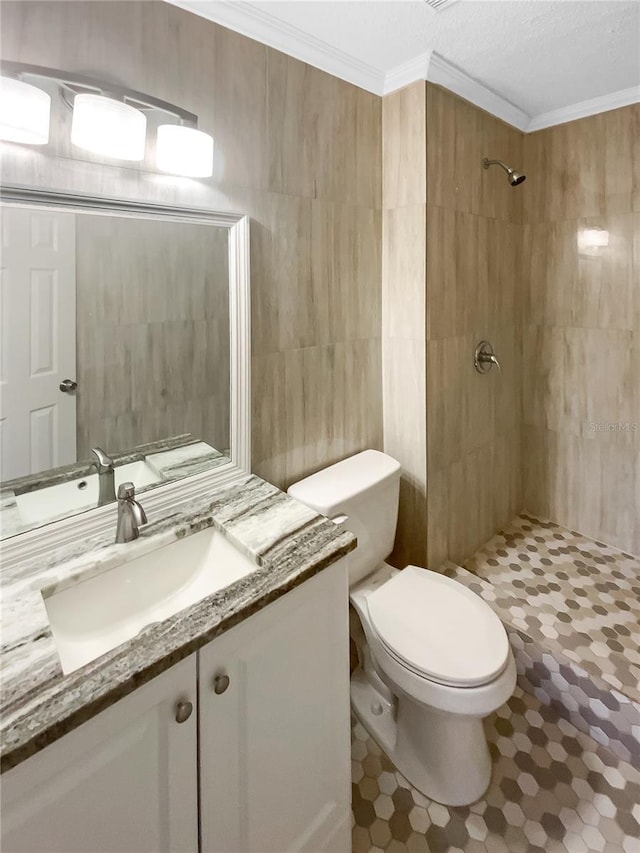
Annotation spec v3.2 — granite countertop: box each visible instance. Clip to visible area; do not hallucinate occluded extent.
[1,437,229,539]
[0,474,356,773]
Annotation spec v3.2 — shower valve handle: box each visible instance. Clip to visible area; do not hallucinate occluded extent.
[474,341,501,374]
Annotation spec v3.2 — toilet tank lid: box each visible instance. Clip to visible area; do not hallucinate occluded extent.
[287,450,401,517]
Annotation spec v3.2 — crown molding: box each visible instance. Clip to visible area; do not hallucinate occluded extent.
[424,53,531,131]
[168,0,638,134]
[382,51,432,96]
[167,0,385,94]
[526,85,640,132]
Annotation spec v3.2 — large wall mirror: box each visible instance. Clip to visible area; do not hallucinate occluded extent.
[0,187,250,543]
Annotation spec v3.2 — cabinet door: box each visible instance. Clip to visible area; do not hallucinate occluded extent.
[1,655,198,853]
[200,560,352,853]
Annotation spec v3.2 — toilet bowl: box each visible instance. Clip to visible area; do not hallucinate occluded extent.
[288,450,516,807]
[350,563,516,805]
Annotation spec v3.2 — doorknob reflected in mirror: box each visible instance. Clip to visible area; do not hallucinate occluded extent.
[59,379,78,393]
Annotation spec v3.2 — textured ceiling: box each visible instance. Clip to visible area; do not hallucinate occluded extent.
[170,0,640,124]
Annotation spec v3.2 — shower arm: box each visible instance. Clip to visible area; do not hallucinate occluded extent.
[482,158,509,174]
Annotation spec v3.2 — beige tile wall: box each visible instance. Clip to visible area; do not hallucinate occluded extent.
[425,85,523,567]
[4,1,634,558]
[75,215,230,458]
[0,0,383,490]
[522,105,640,555]
[381,83,428,568]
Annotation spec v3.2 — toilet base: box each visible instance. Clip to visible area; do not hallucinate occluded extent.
[351,669,492,807]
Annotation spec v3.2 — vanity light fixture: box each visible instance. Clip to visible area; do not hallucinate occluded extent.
[71,94,146,161]
[156,124,214,177]
[0,60,214,177]
[0,76,51,145]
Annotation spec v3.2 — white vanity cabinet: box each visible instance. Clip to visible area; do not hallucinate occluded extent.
[199,561,352,853]
[1,655,198,853]
[1,560,351,853]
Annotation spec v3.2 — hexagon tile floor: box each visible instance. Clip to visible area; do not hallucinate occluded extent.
[460,514,639,703]
[351,685,640,853]
[443,515,640,766]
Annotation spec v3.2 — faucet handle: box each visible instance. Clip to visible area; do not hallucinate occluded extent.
[117,482,136,501]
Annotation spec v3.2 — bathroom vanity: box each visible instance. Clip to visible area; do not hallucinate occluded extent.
[0,188,354,852]
[0,476,356,853]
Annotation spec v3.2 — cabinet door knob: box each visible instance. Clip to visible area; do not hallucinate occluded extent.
[213,674,230,695]
[175,701,193,723]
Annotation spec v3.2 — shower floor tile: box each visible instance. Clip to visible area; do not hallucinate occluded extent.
[460,514,640,705]
[351,686,640,853]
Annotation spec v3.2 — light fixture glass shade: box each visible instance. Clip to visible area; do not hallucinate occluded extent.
[156,125,214,177]
[0,76,51,145]
[71,94,146,161]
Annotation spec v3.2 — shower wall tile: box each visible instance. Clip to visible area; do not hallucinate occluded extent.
[523,104,640,223]
[425,84,523,567]
[382,205,426,340]
[426,207,489,339]
[427,334,493,469]
[522,426,640,556]
[491,324,522,437]
[427,430,521,566]
[492,430,522,534]
[524,213,636,330]
[523,104,640,555]
[522,325,566,433]
[524,325,638,444]
[382,337,427,567]
[382,82,427,209]
[563,328,636,440]
[2,1,383,492]
[487,218,522,330]
[381,83,429,567]
[426,84,523,224]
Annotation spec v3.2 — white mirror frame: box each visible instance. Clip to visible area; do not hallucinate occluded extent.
[0,185,250,565]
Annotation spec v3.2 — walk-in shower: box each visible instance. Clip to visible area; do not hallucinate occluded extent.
[482,157,526,185]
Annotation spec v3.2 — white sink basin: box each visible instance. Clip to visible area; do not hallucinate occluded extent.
[43,528,257,674]
[16,460,164,526]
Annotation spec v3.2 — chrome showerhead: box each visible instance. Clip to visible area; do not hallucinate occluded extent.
[482,157,526,186]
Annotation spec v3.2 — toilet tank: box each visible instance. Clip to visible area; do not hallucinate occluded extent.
[287,450,401,585]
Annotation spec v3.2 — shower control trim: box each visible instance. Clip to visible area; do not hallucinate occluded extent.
[474,340,501,374]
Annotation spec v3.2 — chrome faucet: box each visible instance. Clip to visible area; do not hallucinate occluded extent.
[115,482,148,543]
[91,446,116,506]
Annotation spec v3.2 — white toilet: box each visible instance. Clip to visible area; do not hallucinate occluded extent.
[288,449,516,807]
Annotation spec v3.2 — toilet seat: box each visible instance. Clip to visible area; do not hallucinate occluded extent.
[366,566,510,688]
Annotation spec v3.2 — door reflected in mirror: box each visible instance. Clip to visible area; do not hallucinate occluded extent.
[0,197,242,538]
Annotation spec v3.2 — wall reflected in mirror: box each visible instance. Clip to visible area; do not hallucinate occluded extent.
[0,203,231,538]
